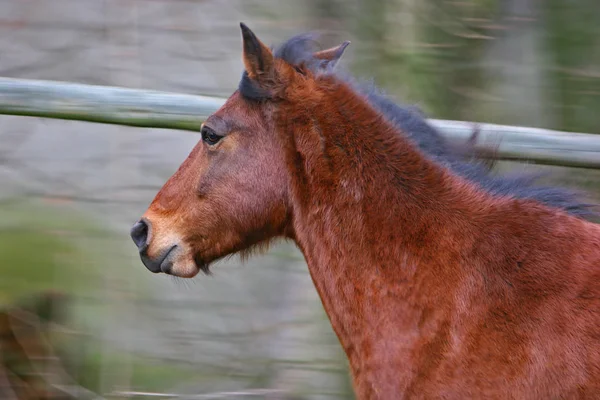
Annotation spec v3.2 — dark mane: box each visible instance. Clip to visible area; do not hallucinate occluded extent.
[239,33,597,219]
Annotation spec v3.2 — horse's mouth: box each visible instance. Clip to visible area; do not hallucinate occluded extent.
[146,246,210,279]
[140,245,177,274]
[157,245,178,274]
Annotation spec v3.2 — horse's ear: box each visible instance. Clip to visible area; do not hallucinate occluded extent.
[240,23,274,81]
[313,41,350,68]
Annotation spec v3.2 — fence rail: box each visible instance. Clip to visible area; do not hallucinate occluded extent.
[1,77,599,169]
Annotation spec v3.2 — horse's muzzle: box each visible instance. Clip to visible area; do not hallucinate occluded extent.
[131,219,177,274]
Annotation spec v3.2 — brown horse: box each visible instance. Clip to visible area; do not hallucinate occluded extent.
[131,24,600,399]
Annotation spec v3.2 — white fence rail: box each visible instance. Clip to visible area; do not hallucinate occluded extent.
[1,77,599,169]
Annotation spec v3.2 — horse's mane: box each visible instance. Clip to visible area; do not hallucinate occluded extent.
[240,33,596,219]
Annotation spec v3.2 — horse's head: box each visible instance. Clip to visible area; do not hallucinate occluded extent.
[130,24,349,277]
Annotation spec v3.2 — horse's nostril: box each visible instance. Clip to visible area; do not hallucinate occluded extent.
[130,219,150,251]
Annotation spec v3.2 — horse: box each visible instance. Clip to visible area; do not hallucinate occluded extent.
[130,23,600,399]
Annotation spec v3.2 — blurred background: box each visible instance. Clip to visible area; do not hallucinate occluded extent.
[0,0,599,399]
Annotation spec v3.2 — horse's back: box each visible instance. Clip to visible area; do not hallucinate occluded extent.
[482,211,600,398]
[418,208,600,399]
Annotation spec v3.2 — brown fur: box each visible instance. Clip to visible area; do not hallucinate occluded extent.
[133,24,600,399]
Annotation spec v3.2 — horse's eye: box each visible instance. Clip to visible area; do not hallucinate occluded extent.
[201,126,223,146]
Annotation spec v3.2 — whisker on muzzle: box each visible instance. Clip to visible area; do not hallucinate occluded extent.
[170,275,197,289]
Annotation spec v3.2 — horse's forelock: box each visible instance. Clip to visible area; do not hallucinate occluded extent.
[273,32,325,71]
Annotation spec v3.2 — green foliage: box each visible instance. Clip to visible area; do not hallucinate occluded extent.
[56,335,198,394]
[0,199,110,306]
[351,0,501,120]
[542,0,600,133]
[0,199,203,395]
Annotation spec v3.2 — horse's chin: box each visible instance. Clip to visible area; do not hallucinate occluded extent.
[164,249,203,278]
[160,244,213,278]
[168,260,201,278]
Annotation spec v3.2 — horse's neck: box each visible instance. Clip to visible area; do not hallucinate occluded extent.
[281,80,484,392]
[283,79,465,271]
